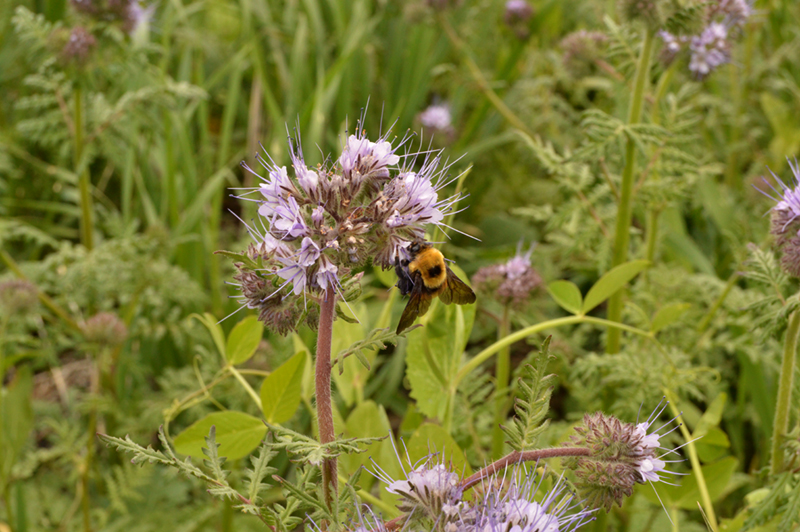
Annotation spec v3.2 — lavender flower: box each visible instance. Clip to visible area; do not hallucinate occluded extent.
[230,115,465,334]
[561,401,681,511]
[61,26,96,64]
[473,241,543,308]
[689,23,730,79]
[762,159,800,277]
[417,103,456,143]
[504,0,534,39]
[457,467,594,532]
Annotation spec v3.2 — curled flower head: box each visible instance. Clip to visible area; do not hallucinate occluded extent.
[561,30,608,76]
[761,159,800,277]
[561,400,681,511]
[81,312,128,348]
[618,0,663,30]
[61,26,97,64]
[504,0,534,40]
[473,241,543,308]
[230,113,465,334]
[0,279,39,315]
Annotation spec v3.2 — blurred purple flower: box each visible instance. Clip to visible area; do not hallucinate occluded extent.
[689,22,730,79]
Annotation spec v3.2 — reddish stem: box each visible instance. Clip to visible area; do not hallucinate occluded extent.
[316,287,338,512]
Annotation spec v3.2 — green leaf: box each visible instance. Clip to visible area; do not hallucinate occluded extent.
[373,265,397,288]
[341,401,394,491]
[173,412,266,460]
[406,270,476,419]
[646,456,739,509]
[0,367,33,492]
[547,280,583,315]
[692,393,727,437]
[330,303,368,407]
[260,351,306,424]
[190,313,227,360]
[582,260,650,314]
[406,424,472,476]
[651,303,692,333]
[695,427,731,463]
[226,315,264,366]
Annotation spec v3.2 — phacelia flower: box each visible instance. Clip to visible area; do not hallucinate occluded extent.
[417,103,456,143]
[70,0,151,34]
[561,30,608,76]
[504,0,534,40]
[61,26,97,64]
[81,312,128,348]
[230,113,465,334]
[456,467,594,532]
[689,23,730,79]
[708,0,752,29]
[762,159,800,277]
[561,401,681,511]
[0,279,39,315]
[473,241,543,308]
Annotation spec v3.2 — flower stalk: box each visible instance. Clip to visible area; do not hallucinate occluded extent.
[606,27,655,354]
[74,84,94,251]
[491,305,511,459]
[771,309,800,475]
[316,287,338,510]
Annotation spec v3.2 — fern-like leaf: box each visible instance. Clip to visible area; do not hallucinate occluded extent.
[333,326,419,373]
[502,337,557,451]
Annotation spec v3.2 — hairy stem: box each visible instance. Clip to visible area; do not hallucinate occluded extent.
[605,28,655,354]
[460,447,591,490]
[74,85,94,251]
[316,287,337,513]
[491,305,512,459]
[771,310,800,475]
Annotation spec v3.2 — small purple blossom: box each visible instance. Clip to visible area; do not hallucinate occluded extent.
[761,158,800,277]
[689,22,730,79]
[419,103,453,132]
[473,241,543,308]
[230,111,466,334]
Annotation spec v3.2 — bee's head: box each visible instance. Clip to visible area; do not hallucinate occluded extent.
[409,242,422,255]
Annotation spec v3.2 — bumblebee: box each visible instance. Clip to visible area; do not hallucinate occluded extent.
[395,242,476,334]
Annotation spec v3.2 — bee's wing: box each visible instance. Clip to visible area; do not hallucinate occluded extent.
[439,266,477,305]
[396,273,434,334]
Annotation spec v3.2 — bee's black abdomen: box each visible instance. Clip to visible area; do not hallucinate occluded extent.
[427,264,442,279]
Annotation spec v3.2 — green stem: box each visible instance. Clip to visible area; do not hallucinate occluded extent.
[696,271,738,335]
[665,390,718,531]
[454,315,654,391]
[606,28,655,354]
[74,85,94,251]
[644,207,661,263]
[491,306,511,459]
[771,310,800,475]
[315,288,337,515]
[227,365,262,411]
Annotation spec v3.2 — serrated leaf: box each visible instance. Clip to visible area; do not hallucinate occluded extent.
[651,303,691,333]
[547,280,583,315]
[226,315,264,365]
[173,412,266,460]
[260,351,305,424]
[582,260,650,314]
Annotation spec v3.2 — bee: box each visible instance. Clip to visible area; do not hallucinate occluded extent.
[395,242,476,334]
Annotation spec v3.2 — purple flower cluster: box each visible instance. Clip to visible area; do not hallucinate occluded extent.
[374,451,594,532]
[657,0,751,79]
[231,120,463,334]
[70,0,151,34]
[472,241,543,308]
[561,401,681,511]
[763,159,800,277]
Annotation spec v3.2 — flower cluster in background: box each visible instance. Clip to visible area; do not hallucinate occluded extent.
[232,122,464,334]
[657,0,751,79]
[473,241,543,308]
[764,159,800,277]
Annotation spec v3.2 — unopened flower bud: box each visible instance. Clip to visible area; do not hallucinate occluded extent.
[504,0,534,40]
[81,312,128,347]
[473,242,542,308]
[61,26,96,64]
[618,0,663,30]
[0,279,39,315]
